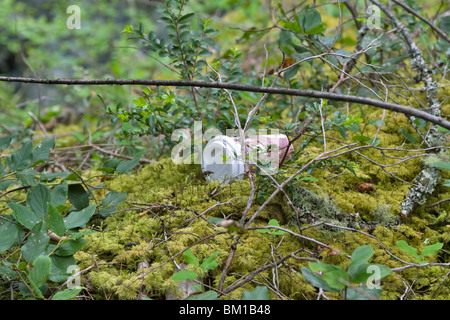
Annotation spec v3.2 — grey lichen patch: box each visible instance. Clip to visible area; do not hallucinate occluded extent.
[289,185,375,231]
[426,126,446,147]
[372,203,400,226]
[401,149,449,219]
[400,166,441,219]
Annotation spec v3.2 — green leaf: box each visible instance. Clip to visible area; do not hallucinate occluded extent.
[299,6,324,34]
[183,249,200,267]
[443,179,450,187]
[347,263,371,283]
[29,282,44,298]
[171,269,198,281]
[348,263,391,284]
[54,238,87,256]
[99,191,127,217]
[347,166,357,176]
[63,204,97,230]
[438,15,450,33]
[396,240,420,260]
[352,135,372,144]
[398,128,418,143]
[257,219,286,235]
[372,264,391,279]
[101,158,121,173]
[308,262,348,290]
[337,126,348,139]
[282,20,303,33]
[192,284,202,291]
[347,123,361,132]
[0,260,17,278]
[49,255,76,282]
[52,287,84,300]
[21,222,50,262]
[47,204,67,237]
[179,12,195,23]
[370,137,381,146]
[267,219,286,235]
[122,25,133,34]
[297,176,319,182]
[0,180,15,190]
[369,120,386,127]
[429,161,450,171]
[68,184,90,210]
[421,242,443,257]
[28,255,51,288]
[32,138,55,164]
[0,222,19,252]
[186,290,218,300]
[284,64,299,81]
[8,203,41,230]
[0,135,12,149]
[241,286,270,300]
[300,266,341,292]
[27,184,51,219]
[64,170,82,181]
[8,141,33,171]
[306,23,326,35]
[51,182,68,207]
[115,158,140,173]
[413,118,427,129]
[346,286,382,300]
[17,168,39,186]
[349,245,374,269]
[200,251,220,271]
[322,269,348,290]
[207,217,224,225]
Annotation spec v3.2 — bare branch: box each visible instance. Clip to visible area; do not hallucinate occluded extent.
[0,76,448,129]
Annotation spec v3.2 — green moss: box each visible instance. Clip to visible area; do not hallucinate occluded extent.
[72,104,449,300]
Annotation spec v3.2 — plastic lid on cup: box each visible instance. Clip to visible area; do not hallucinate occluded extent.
[201,136,245,183]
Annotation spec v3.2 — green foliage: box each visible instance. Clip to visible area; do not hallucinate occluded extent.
[116,0,235,140]
[257,219,286,236]
[99,191,128,217]
[327,111,363,139]
[301,245,391,300]
[398,128,419,144]
[396,240,443,264]
[170,248,221,299]
[51,287,85,300]
[115,158,140,174]
[0,137,127,299]
[172,248,220,282]
[241,286,270,300]
[429,161,450,171]
[67,184,90,210]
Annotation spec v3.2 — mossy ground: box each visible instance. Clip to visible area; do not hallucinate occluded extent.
[65,105,450,300]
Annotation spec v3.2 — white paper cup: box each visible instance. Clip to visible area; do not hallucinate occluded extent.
[201,134,293,182]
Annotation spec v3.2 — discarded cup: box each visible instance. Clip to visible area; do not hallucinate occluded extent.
[201,134,293,183]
